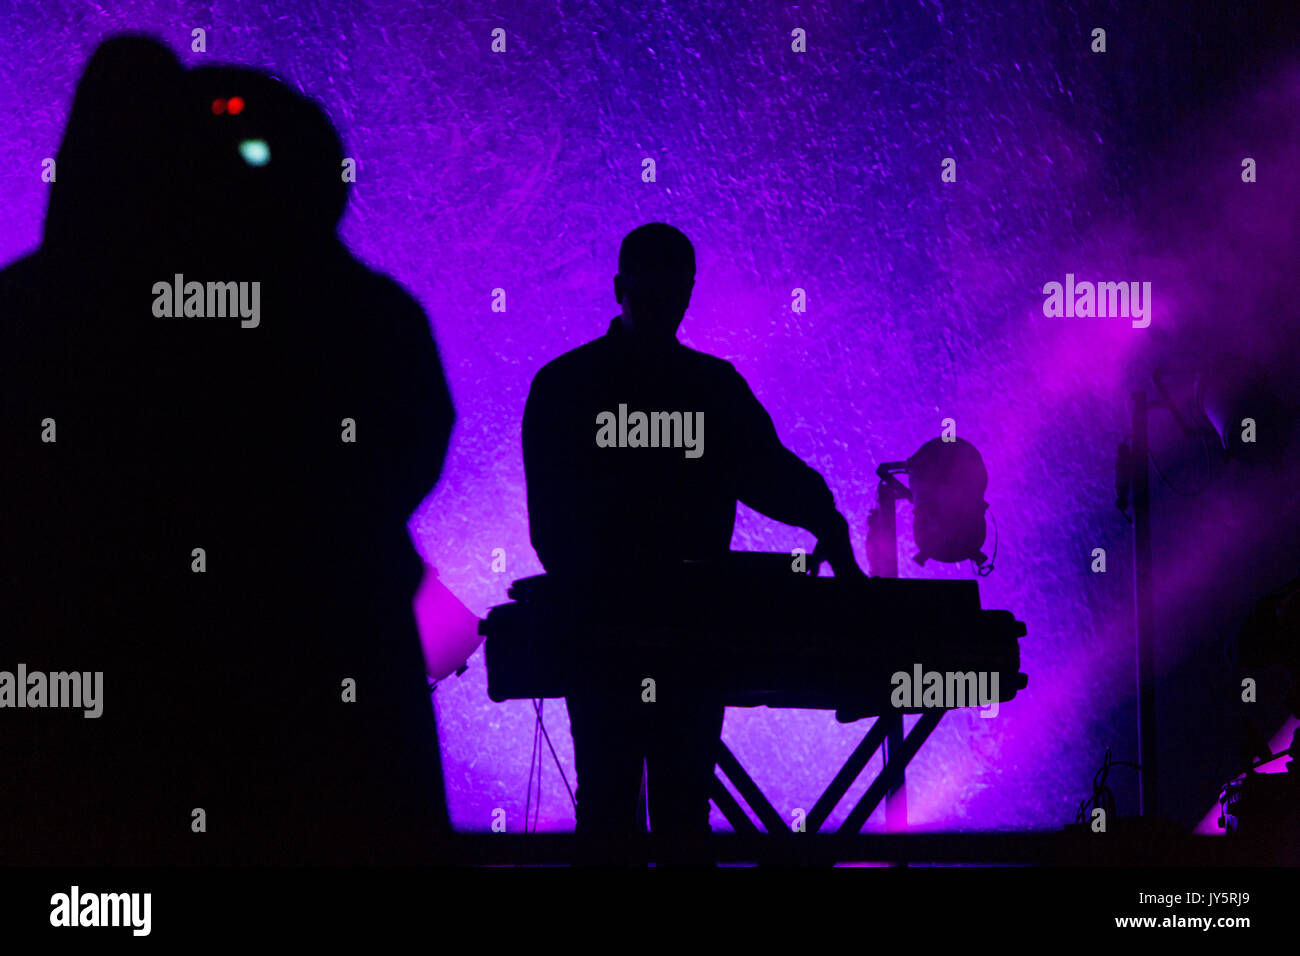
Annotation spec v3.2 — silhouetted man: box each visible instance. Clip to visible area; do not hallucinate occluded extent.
[0,33,193,867]
[166,63,456,864]
[522,222,861,863]
[0,38,454,864]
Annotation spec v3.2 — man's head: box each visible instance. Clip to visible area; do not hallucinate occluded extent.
[185,66,347,264]
[614,223,695,344]
[43,35,187,260]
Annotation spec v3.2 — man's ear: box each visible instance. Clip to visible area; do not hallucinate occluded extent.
[614,274,625,306]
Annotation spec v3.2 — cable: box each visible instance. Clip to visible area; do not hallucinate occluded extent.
[522,698,577,829]
[428,674,570,832]
[524,699,542,831]
[1074,747,1141,826]
[534,698,576,810]
[972,507,998,577]
[532,700,545,832]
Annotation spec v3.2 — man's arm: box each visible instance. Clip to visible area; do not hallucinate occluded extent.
[726,365,863,577]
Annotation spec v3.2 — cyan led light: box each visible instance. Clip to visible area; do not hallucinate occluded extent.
[238,138,270,166]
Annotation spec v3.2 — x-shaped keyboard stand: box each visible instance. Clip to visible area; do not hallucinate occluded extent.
[709,709,944,833]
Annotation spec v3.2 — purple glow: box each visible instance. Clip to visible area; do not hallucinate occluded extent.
[4,3,1298,837]
[1195,717,1300,836]
[413,564,482,681]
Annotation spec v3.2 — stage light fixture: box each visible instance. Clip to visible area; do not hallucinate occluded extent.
[868,437,993,578]
[906,437,991,566]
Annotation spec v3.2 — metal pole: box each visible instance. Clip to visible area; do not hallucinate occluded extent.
[1132,391,1158,817]
[869,475,906,830]
[868,472,901,578]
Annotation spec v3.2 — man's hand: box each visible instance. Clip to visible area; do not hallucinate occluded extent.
[809,513,866,579]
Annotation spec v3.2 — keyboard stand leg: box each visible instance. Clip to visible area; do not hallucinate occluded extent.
[710,709,945,854]
[710,773,761,834]
[806,716,892,832]
[841,710,943,833]
[714,739,791,833]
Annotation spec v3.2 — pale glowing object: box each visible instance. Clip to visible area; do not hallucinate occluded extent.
[238,138,270,166]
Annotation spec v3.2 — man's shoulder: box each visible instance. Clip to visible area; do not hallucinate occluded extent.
[676,342,741,378]
[528,327,746,394]
[529,332,611,396]
[539,335,607,372]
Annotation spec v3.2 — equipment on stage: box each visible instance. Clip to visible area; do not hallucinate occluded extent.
[868,438,993,578]
[903,438,990,568]
[1217,730,1300,862]
[1217,580,1300,860]
[481,553,1025,709]
[1218,762,1300,836]
[479,551,1027,833]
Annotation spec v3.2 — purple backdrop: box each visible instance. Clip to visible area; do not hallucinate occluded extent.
[3,1,1298,834]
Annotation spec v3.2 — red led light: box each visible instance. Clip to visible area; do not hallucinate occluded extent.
[211,98,226,115]
[227,96,245,115]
